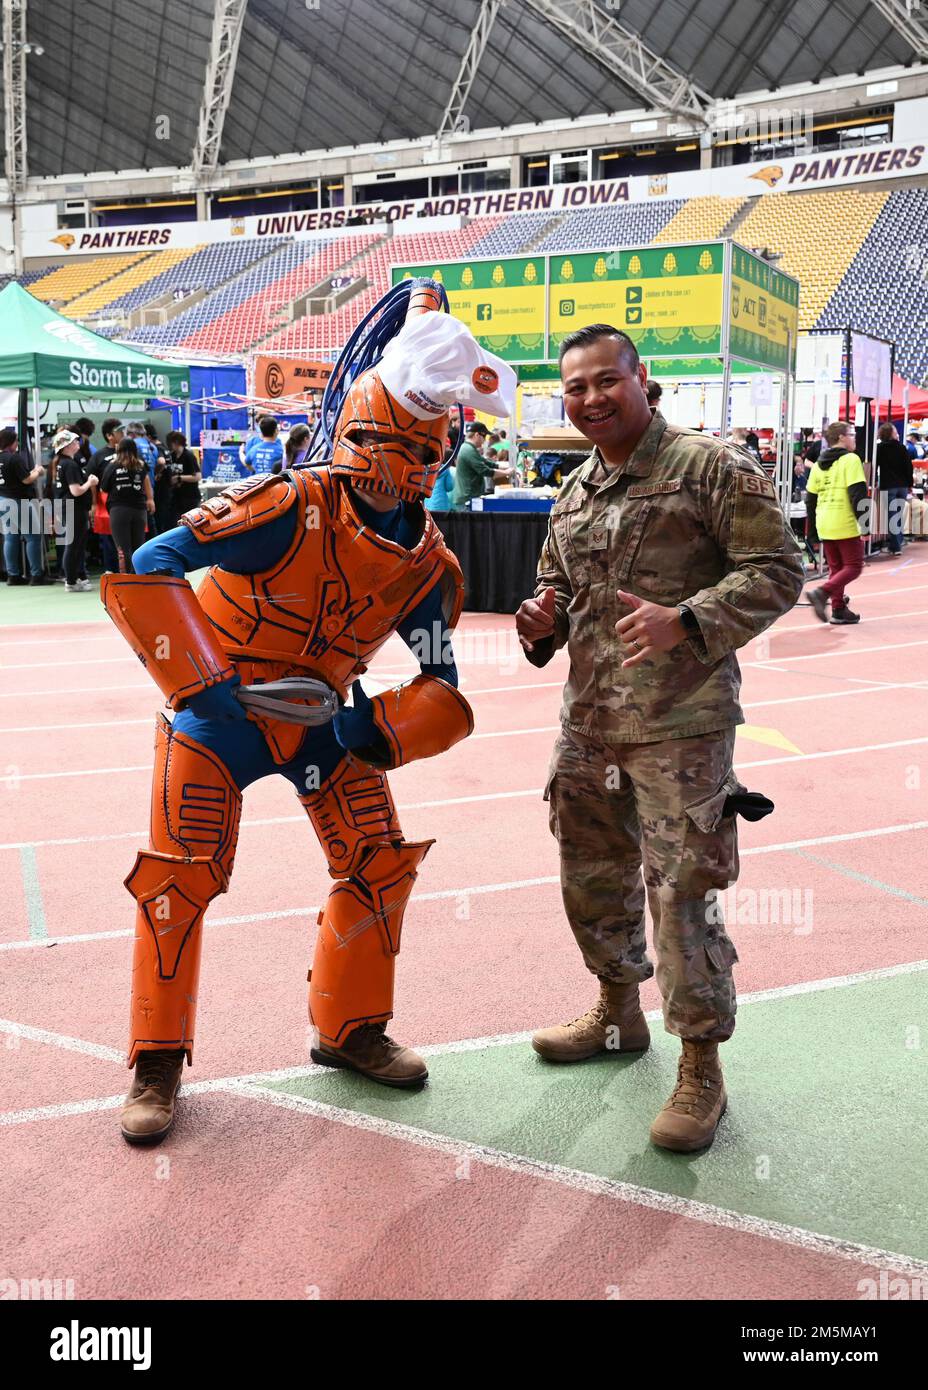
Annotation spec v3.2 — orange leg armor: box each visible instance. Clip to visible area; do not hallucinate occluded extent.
[299,758,433,1048]
[126,714,242,1067]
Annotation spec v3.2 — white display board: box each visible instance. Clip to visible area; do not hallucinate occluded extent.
[851,332,893,400]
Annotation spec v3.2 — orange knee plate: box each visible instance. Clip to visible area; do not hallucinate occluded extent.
[126,716,242,1065]
[309,839,432,1046]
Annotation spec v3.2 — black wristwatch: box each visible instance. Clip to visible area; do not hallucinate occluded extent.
[677,604,700,637]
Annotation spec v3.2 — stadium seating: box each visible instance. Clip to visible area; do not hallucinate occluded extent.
[735,188,888,327]
[28,253,151,305]
[61,247,205,320]
[817,187,928,386]
[653,196,746,244]
[261,221,503,357]
[177,234,379,353]
[122,238,305,347]
[533,200,686,251]
[467,211,565,257]
[15,190,928,382]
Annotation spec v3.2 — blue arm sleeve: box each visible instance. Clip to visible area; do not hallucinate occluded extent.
[333,581,459,754]
[132,508,297,577]
[396,580,459,687]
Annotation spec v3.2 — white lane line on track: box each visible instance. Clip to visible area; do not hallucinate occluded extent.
[2,823,926,950]
[744,638,928,667]
[0,681,150,700]
[0,656,134,671]
[2,611,927,674]
[5,997,928,1278]
[11,730,928,784]
[7,676,928,737]
[0,1018,122,1062]
[220,1080,928,1279]
[771,607,928,635]
[4,957,927,1117]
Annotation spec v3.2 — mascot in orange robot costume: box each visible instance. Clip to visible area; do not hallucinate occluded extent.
[101,280,516,1143]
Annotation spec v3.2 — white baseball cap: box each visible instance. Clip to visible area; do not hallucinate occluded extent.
[52,429,79,451]
[377,313,517,421]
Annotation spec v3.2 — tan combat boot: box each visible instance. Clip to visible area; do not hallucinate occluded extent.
[650,1039,727,1152]
[120,1049,186,1145]
[311,1021,428,1088]
[531,980,650,1062]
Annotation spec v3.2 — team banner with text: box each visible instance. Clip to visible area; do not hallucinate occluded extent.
[729,244,800,371]
[391,257,547,362]
[547,244,724,359]
[393,244,798,373]
[254,355,333,398]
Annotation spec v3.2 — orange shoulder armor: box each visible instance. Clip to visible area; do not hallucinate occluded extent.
[363,674,474,771]
[181,472,299,542]
[101,574,236,709]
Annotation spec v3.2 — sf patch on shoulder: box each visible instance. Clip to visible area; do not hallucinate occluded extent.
[738,471,777,500]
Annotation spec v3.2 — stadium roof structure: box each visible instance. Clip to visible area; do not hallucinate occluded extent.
[2,0,926,180]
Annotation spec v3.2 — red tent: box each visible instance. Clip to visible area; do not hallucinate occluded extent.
[849,374,928,418]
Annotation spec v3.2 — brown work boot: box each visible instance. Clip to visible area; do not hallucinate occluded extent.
[311,1021,428,1088]
[532,979,650,1062]
[650,1039,727,1152]
[120,1049,186,1145]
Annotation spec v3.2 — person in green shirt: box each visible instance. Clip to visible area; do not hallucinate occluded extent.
[451,422,511,510]
[805,420,867,625]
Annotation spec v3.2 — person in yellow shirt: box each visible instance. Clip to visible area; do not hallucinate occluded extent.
[805,421,867,625]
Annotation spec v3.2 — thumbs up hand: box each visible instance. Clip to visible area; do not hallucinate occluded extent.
[516,585,558,652]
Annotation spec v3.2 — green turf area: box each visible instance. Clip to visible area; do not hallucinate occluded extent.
[0,568,209,627]
[0,577,105,626]
[263,972,928,1260]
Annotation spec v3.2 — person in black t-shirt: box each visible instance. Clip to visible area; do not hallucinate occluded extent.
[54,430,98,590]
[99,439,153,574]
[0,426,49,585]
[165,430,202,523]
[89,417,127,574]
[876,423,915,555]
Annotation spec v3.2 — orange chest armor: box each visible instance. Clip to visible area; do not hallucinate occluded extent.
[182,468,464,761]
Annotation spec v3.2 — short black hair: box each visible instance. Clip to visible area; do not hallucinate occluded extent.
[646,378,662,404]
[165,430,186,448]
[259,415,278,438]
[0,426,17,450]
[558,324,640,371]
[466,421,489,437]
[144,421,159,439]
[73,417,94,436]
[101,417,123,440]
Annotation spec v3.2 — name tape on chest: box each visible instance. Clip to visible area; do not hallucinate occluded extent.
[738,471,777,500]
[626,480,682,499]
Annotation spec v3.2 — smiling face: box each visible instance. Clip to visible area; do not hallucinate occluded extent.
[560,336,652,463]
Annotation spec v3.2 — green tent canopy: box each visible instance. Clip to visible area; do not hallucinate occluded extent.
[0,281,190,397]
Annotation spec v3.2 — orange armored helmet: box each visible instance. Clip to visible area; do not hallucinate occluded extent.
[330,281,450,503]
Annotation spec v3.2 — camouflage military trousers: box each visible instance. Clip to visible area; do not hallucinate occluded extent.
[545,725,741,1043]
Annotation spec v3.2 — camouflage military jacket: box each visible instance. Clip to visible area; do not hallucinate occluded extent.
[528,411,804,743]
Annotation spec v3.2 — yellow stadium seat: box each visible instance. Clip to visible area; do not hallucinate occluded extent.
[28,253,151,307]
[653,196,747,244]
[732,189,887,328]
[63,247,206,319]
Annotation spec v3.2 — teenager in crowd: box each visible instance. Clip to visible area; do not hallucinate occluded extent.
[0,426,49,585]
[99,438,152,574]
[283,423,311,471]
[164,431,202,525]
[55,430,98,591]
[805,421,867,625]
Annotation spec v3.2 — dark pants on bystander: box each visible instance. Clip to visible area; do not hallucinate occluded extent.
[63,509,90,585]
[822,535,864,608]
[110,507,148,574]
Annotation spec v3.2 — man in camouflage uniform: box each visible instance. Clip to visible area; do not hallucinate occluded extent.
[516,324,804,1152]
